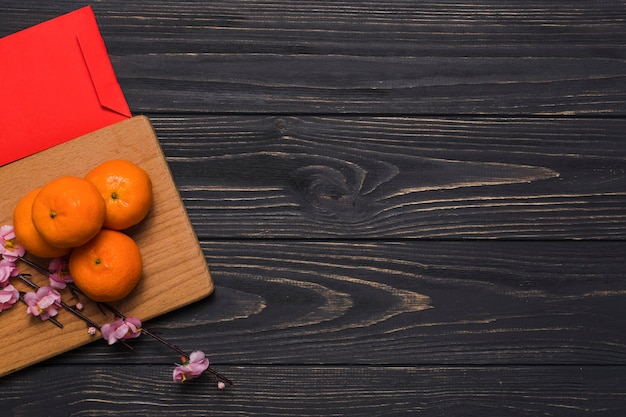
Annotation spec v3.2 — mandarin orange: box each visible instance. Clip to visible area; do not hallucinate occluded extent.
[13,188,71,258]
[85,159,153,230]
[69,229,143,302]
[31,176,105,248]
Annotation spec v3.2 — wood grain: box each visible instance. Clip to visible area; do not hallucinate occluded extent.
[0,117,212,376]
[115,54,626,115]
[2,365,625,416]
[146,115,626,239]
[36,240,626,366]
[2,240,625,414]
[7,1,625,57]
[2,1,625,115]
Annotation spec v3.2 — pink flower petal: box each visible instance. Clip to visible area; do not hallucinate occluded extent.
[101,317,143,345]
[0,284,19,312]
[23,286,61,321]
[172,350,210,383]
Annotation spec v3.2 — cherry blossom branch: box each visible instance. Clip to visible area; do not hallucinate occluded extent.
[97,296,233,386]
[16,272,135,349]
[4,228,232,388]
[18,255,233,387]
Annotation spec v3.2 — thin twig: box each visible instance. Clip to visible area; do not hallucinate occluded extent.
[18,256,49,274]
[17,274,98,329]
[99,302,233,385]
[16,270,134,350]
[18,256,232,385]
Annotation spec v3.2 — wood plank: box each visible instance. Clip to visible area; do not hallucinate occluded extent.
[41,240,626,366]
[6,1,625,57]
[1,1,624,115]
[2,365,625,416]
[147,116,626,239]
[115,55,626,115]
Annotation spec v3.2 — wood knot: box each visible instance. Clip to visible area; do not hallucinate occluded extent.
[290,165,367,222]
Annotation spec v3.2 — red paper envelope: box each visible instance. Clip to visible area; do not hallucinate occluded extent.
[0,6,131,167]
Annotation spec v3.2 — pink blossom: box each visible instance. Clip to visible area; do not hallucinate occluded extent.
[0,225,15,243]
[0,225,25,261]
[0,284,19,311]
[173,350,210,383]
[101,317,142,345]
[48,257,73,289]
[23,286,62,321]
[0,258,19,286]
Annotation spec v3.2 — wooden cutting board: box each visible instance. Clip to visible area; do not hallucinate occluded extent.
[0,116,213,377]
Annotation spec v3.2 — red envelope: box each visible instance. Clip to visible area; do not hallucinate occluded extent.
[0,6,131,167]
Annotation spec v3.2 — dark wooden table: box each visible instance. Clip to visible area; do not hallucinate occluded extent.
[2,1,625,415]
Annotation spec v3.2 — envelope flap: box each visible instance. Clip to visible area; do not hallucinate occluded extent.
[77,17,131,118]
[0,6,131,167]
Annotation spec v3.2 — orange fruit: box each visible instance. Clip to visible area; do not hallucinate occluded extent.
[31,176,106,248]
[85,159,153,230]
[69,229,143,302]
[13,188,71,258]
